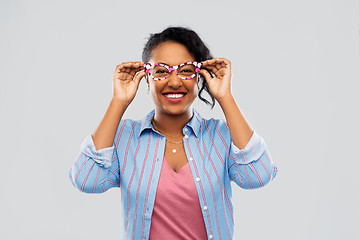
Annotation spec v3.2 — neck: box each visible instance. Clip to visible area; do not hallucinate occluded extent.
[153,107,193,136]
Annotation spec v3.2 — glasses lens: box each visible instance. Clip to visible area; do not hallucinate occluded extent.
[151,65,169,79]
[178,64,196,78]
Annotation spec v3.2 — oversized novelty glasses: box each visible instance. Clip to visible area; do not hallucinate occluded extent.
[144,61,202,81]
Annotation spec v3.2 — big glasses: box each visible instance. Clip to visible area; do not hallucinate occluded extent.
[144,61,202,81]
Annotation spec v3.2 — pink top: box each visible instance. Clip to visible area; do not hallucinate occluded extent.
[149,156,208,240]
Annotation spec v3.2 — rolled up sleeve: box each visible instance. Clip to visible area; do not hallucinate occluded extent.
[69,134,120,193]
[228,130,278,189]
[80,135,114,168]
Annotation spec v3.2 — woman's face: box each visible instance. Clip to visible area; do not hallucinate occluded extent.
[146,41,199,116]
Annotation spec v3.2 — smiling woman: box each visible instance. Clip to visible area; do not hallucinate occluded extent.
[146,41,199,120]
[69,26,278,240]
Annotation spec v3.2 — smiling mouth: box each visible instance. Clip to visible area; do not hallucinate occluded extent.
[163,93,186,99]
[162,92,187,103]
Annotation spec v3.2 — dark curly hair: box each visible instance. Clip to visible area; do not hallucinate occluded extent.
[142,26,215,108]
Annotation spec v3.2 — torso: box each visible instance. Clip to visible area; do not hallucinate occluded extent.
[164,140,188,173]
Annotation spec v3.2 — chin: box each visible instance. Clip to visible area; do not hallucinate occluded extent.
[163,107,188,116]
[160,104,192,116]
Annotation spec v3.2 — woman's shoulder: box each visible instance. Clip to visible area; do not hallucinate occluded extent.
[194,109,230,137]
[117,110,155,134]
[194,110,228,130]
[206,117,228,127]
[203,118,230,135]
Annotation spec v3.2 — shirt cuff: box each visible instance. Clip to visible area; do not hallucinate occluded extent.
[230,130,267,164]
[80,134,115,168]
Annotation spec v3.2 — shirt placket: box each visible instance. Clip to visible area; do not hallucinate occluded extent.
[183,126,214,240]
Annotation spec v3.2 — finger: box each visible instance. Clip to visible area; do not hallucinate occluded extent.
[117,72,132,81]
[199,69,213,83]
[202,58,230,66]
[215,58,231,69]
[133,70,146,87]
[216,68,227,77]
[117,62,132,69]
[202,65,219,75]
[129,68,136,76]
[217,58,231,68]
[211,58,225,70]
[115,64,124,73]
[123,63,143,73]
[201,58,217,66]
[129,62,144,69]
[129,66,144,76]
[202,58,231,74]
[135,61,145,66]
[115,63,130,73]
[201,60,217,69]
[201,60,219,72]
[134,62,145,71]
[204,58,222,64]
[116,62,144,72]
[127,61,144,67]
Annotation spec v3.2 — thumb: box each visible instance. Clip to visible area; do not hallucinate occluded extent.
[199,69,213,84]
[133,71,146,88]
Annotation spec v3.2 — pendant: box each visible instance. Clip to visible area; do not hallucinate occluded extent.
[172,149,176,153]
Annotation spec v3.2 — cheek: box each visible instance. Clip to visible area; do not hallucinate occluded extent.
[188,81,199,97]
[150,81,165,95]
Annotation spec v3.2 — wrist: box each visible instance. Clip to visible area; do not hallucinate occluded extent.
[217,93,234,106]
[111,97,130,109]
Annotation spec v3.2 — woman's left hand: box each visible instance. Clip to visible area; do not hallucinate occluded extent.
[199,58,232,102]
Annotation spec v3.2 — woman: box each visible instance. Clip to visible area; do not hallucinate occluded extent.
[69,26,278,240]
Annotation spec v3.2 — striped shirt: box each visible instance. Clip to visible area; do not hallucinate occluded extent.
[69,108,278,240]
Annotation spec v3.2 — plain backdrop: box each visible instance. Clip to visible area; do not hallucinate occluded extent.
[1,0,359,239]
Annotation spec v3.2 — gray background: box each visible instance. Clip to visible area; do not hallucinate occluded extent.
[1,0,359,239]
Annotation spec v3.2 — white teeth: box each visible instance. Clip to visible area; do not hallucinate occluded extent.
[164,93,185,99]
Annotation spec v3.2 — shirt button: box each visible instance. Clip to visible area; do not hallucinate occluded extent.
[184,128,188,132]
[196,177,200,182]
[209,234,213,239]
[184,135,189,139]
[189,157,193,161]
[203,206,208,210]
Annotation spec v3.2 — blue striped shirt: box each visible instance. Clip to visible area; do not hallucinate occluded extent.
[69,108,278,240]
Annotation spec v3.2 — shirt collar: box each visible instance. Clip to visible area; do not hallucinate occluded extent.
[139,108,202,138]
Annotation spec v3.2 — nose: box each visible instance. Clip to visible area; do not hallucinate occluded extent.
[167,70,182,88]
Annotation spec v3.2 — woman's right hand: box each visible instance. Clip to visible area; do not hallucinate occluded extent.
[112,61,146,105]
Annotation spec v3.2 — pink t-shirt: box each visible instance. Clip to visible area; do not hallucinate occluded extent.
[149,156,208,239]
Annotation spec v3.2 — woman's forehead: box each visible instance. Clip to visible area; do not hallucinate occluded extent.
[150,41,195,65]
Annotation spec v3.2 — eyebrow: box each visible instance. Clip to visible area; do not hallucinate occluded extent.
[147,61,169,66]
[153,61,192,66]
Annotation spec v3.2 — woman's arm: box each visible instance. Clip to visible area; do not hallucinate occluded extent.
[200,58,253,148]
[69,62,145,193]
[69,99,127,193]
[92,98,128,150]
[200,58,277,189]
[69,131,121,193]
[92,62,145,150]
[217,95,253,149]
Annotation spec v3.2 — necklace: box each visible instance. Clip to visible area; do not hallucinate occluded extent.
[152,119,183,153]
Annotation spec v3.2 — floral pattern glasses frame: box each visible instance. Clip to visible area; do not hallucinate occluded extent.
[144,61,202,81]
